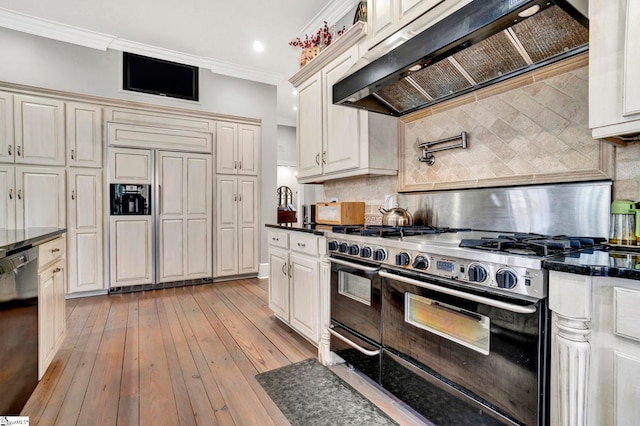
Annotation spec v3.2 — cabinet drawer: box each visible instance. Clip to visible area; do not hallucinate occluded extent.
[615,287,640,342]
[39,236,65,269]
[268,230,289,249]
[290,233,318,256]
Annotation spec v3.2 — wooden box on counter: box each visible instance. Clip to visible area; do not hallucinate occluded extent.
[315,202,365,225]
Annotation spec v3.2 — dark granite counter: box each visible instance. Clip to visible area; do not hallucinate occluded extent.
[0,227,67,257]
[543,246,640,281]
[265,223,327,236]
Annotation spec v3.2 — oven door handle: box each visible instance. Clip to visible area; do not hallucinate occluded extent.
[328,326,380,357]
[329,257,379,273]
[379,271,537,314]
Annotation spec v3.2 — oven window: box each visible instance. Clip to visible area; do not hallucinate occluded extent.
[405,293,490,355]
[338,271,371,306]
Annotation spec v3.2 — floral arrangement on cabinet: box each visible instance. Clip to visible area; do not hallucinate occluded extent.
[290,21,346,67]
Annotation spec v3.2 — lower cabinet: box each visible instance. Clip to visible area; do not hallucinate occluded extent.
[549,272,640,425]
[38,235,66,379]
[109,216,153,287]
[267,229,324,344]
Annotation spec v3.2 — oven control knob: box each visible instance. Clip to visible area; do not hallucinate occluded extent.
[361,246,373,258]
[348,244,360,256]
[396,252,411,267]
[373,248,387,261]
[412,255,429,270]
[468,264,488,282]
[328,240,339,251]
[338,242,349,253]
[496,269,518,289]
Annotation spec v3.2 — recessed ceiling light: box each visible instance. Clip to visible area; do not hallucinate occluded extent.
[292,89,298,96]
[293,106,298,111]
[518,5,540,18]
[252,40,265,52]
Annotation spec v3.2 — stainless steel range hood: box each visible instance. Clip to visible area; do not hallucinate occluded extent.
[333,0,588,116]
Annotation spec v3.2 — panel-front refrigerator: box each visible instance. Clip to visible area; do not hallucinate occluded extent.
[108,147,212,290]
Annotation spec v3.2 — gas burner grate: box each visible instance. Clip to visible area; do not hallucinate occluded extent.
[460,234,606,257]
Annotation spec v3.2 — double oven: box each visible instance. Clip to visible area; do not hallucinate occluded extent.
[328,229,562,426]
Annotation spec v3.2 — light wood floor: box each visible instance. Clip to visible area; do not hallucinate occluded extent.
[23,278,427,426]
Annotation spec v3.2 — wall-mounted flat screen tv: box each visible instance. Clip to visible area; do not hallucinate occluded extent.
[123,52,199,101]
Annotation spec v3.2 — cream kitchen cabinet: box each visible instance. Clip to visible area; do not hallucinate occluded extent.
[589,0,640,140]
[66,102,102,168]
[38,235,66,379]
[157,151,212,283]
[549,272,640,425]
[215,175,258,277]
[67,168,104,293]
[13,94,65,166]
[290,25,398,183]
[0,91,13,164]
[109,216,153,287]
[108,147,153,184]
[215,121,260,175]
[0,165,65,229]
[267,229,324,344]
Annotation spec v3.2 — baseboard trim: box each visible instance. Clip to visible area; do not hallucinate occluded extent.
[65,289,109,299]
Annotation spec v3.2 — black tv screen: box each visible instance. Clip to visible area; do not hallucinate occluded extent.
[123,52,199,101]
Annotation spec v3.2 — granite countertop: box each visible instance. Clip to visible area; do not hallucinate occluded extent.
[265,223,327,236]
[543,246,640,281]
[0,227,67,257]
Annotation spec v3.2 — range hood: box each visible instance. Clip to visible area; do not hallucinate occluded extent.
[333,0,589,116]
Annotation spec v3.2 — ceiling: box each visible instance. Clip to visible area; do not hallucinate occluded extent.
[0,0,357,125]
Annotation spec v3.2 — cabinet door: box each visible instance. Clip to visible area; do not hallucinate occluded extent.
[289,253,320,343]
[158,152,212,282]
[38,265,56,378]
[323,46,361,174]
[624,0,640,116]
[67,102,102,168]
[0,91,14,164]
[268,247,289,321]
[238,124,260,175]
[370,0,398,45]
[215,175,238,276]
[109,147,153,183]
[0,165,15,229]
[109,216,153,287]
[13,95,65,166]
[15,166,65,229]
[216,122,238,174]
[67,169,103,293]
[238,176,258,274]
[297,73,323,179]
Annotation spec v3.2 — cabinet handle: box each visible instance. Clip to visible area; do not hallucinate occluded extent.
[297,242,306,248]
[17,189,22,200]
[53,267,61,273]
[16,146,21,157]
[51,248,60,253]
[288,263,292,278]
[281,263,287,276]
[315,153,320,166]
[322,151,326,164]
[234,194,237,202]
[7,145,11,156]
[239,161,242,169]
[71,190,75,200]
[71,149,75,160]
[238,194,242,202]
[272,237,279,242]
[158,185,162,214]
[8,189,12,200]
[234,161,237,169]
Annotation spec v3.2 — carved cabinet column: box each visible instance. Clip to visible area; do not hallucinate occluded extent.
[548,271,593,426]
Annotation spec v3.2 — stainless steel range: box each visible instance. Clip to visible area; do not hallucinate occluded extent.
[328,225,603,425]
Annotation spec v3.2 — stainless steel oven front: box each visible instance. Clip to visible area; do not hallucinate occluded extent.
[380,269,549,426]
[329,256,382,383]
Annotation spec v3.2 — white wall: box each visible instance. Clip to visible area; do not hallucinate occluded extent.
[0,26,278,266]
[277,125,296,166]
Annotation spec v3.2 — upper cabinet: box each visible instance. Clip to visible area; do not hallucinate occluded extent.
[215,121,260,175]
[0,92,14,164]
[367,0,470,48]
[13,95,65,166]
[290,23,398,184]
[589,0,640,141]
[66,102,102,168]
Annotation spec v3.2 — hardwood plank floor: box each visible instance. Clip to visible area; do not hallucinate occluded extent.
[23,278,427,425]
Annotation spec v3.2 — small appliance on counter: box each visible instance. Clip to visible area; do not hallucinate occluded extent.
[110,183,151,215]
[302,204,316,227]
[315,202,365,226]
[609,200,639,246]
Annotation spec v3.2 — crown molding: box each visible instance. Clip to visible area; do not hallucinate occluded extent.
[0,7,284,85]
[299,0,362,36]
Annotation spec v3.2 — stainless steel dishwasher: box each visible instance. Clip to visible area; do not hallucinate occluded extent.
[0,246,39,415]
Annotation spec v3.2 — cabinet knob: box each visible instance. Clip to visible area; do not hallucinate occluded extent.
[297,242,306,248]
[53,267,61,273]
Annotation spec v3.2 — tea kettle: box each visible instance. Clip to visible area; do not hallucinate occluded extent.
[609,200,640,246]
[379,206,413,227]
